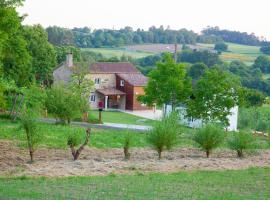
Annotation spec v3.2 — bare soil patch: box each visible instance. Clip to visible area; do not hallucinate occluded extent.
[0,140,270,177]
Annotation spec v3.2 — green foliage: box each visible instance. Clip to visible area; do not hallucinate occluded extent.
[139,53,192,110]
[0,83,6,109]
[148,113,180,159]
[188,62,207,81]
[227,131,255,158]
[260,46,270,55]
[67,131,80,147]
[187,67,241,126]
[253,55,270,73]
[238,107,270,132]
[241,88,266,107]
[178,49,221,67]
[22,25,56,85]
[45,84,84,124]
[214,42,228,52]
[192,124,224,158]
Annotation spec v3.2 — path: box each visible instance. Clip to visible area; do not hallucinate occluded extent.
[39,118,152,132]
[122,109,163,120]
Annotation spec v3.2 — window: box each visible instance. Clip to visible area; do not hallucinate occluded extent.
[90,94,96,102]
[120,80,125,86]
[95,78,100,84]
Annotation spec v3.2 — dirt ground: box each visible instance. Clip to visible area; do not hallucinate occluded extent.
[1,140,270,177]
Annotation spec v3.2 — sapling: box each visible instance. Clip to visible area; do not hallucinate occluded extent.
[227,131,254,158]
[123,134,132,160]
[67,128,91,160]
[148,113,180,159]
[20,111,41,163]
[193,124,224,158]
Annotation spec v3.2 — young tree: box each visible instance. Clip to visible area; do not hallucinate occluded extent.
[139,53,192,111]
[123,133,132,160]
[187,67,241,126]
[227,131,254,158]
[193,124,224,158]
[148,113,180,159]
[67,128,91,160]
[20,110,41,163]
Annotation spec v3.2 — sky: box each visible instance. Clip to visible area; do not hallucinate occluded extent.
[18,0,270,39]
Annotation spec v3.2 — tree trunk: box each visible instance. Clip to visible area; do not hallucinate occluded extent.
[10,93,18,117]
[206,150,210,158]
[237,150,243,158]
[124,147,130,160]
[158,150,162,160]
[70,128,91,161]
[29,150,34,163]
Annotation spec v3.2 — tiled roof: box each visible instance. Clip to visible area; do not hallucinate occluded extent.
[90,62,140,74]
[96,88,126,96]
[117,73,148,86]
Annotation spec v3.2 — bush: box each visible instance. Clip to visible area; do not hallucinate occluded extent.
[123,134,132,160]
[148,113,180,159]
[45,84,85,124]
[193,124,224,158]
[227,131,254,158]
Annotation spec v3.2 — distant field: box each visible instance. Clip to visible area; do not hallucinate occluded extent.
[81,47,154,59]
[83,43,270,65]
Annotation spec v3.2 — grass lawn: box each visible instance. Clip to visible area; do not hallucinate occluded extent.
[89,110,155,126]
[81,47,154,59]
[0,167,270,199]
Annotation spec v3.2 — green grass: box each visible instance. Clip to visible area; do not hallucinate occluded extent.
[0,167,270,199]
[0,119,149,149]
[82,47,154,59]
[90,110,155,126]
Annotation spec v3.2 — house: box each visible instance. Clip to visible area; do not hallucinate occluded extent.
[53,53,150,111]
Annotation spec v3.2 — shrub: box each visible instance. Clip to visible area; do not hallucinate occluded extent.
[193,124,224,158]
[45,84,86,124]
[67,128,91,160]
[148,113,180,159]
[214,42,228,52]
[20,111,41,163]
[123,134,132,160]
[227,131,254,158]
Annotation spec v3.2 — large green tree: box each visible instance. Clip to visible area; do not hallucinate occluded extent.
[187,68,241,126]
[23,25,56,85]
[139,53,192,111]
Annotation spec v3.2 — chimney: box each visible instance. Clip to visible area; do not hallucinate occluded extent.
[66,53,73,67]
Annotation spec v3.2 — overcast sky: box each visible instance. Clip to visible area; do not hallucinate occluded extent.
[18,0,270,39]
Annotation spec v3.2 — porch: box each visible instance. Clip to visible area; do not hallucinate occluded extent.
[96,88,126,110]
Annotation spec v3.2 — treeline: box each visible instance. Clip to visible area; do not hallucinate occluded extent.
[202,26,270,46]
[46,25,270,48]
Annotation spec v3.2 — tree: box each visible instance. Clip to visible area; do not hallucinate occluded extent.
[188,62,208,81]
[23,25,56,85]
[67,128,91,160]
[148,113,180,159]
[241,88,266,107]
[187,67,241,126]
[214,42,228,52]
[54,46,81,64]
[260,46,270,55]
[139,53,192,111]
[253,55,270,73]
